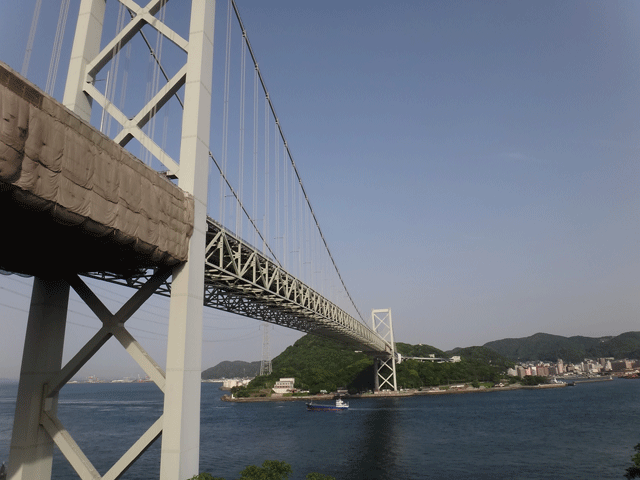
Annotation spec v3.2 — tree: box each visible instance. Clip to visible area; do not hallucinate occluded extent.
[625,443,640,479]
[187,473,224,480]
[187,461,335,480]
[238,460,292,480]
[520,375,546,386]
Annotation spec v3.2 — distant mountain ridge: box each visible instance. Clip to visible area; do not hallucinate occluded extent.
[483,331,640,363]
[201,332,640,378]
[201,360,260,379]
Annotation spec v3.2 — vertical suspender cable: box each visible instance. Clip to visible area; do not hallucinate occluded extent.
[120,0,280,265]
[283,140,288,270]
[144,3,166,164]
[275,124,280,262]
[253,66,259,247]
[117,43,131,136]
[237,33,247,237]
[290,146,296,275]
[230,0,364,322]
[45,0,71,96]
[221,0,233,227]
[264,95,270,256]
[158,5,170,155]
[302,171,308,283]
[103,3,126,135]
[22,0,42,77]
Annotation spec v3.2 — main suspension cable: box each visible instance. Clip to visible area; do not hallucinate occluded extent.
[230,0,365,322]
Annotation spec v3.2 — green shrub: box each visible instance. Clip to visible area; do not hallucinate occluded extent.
[189,460,335,480]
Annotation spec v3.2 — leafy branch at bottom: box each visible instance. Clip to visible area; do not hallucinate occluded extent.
[626,443,640,479]
[187,460,335,480]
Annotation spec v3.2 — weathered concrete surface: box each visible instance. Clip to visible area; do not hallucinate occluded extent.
[0,62,194,276]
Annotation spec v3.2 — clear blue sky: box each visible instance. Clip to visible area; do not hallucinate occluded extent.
[0,0,638,379]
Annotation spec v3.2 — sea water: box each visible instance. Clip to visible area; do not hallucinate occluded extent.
[0,379,639,479]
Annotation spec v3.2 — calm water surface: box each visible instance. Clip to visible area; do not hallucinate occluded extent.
[0,379,639,479]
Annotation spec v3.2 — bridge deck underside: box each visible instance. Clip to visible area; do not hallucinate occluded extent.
[0,186,176,277]
[0,62,194,277]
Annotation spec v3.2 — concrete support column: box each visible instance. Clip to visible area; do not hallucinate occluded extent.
[8,279,69,480]
[160,1,215,479]
[373,358,380,392]
[9,2,102,478]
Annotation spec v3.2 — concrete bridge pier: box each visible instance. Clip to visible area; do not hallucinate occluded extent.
[8,279,69,480]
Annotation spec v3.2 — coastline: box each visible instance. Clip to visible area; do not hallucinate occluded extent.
[221,382,567,403]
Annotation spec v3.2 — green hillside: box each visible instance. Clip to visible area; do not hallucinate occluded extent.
[396,346,513,389]
[246,334,373,395]
[483,332,640,363]
[201,360,261,380]
[204,331,640,395]
[234,334,511,396]
[395,342,444,358]
[445,346,515,370]
[591,332,640,359]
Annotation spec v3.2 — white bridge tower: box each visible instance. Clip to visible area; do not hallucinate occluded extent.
[8,1,215,479]
[372,309,398,392]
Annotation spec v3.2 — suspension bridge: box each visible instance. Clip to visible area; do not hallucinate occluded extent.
[0,1,398,479]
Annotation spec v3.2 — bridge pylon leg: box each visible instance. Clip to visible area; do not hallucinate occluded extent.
[8,279,69,480]
[371,309,398,392]
[160,1,215,479]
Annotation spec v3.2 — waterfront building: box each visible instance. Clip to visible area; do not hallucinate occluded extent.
[222,378,251,389]
[537,366,549,376]
[272,378,295,394]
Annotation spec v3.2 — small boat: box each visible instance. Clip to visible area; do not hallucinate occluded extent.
[306,398,349,411]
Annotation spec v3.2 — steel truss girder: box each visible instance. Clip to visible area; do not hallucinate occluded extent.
[202,219,389,353]
[41,270,171,480]
[83,218,391,354]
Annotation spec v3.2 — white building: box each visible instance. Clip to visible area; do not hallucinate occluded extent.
[272,378,295,394]
[222,378,251,389]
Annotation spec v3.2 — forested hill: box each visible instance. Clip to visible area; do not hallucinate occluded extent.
[234,334,513,395]
[202,360,261,379]
[483,332,640,363]
[445,346,515,370]
[395,342,444,358]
